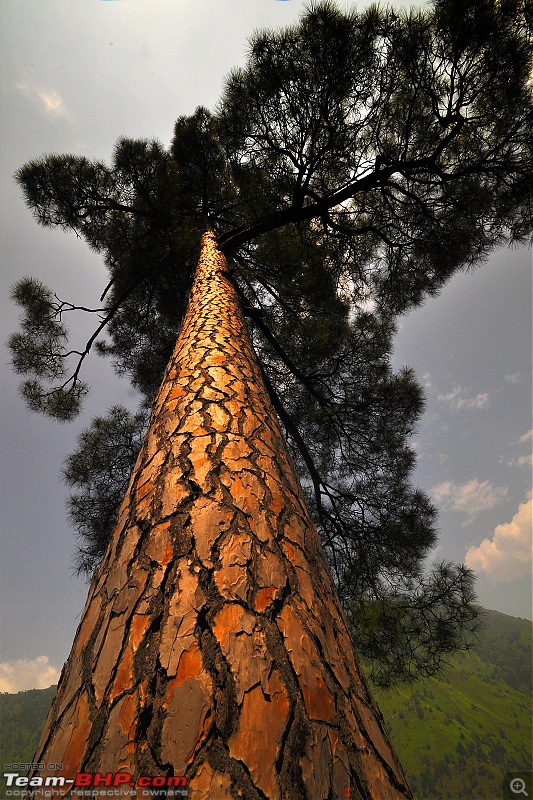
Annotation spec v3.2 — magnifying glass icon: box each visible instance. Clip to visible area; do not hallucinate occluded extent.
[510,778,528,796]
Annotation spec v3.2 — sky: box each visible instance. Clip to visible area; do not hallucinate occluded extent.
[0,0,531,694]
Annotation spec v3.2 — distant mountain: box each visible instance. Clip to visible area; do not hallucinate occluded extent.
[374,609,532,799]
[0,609,531,799]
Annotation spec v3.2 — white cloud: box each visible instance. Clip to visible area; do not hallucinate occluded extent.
[0,656,60,693]
[437,385,489,411]
[432,479,508,526]
[504,453,533,469]
[502,430,533,468]
[505,373,522,384]
[465,492,533,582]
[17,81,72,121]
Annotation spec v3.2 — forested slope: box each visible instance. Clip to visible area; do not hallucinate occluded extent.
[374,609,532,799]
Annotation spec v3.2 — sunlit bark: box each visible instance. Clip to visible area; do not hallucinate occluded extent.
[30,232,412,799]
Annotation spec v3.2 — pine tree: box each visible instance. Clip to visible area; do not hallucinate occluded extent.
[10,1,531,796]
[30,231,411,798]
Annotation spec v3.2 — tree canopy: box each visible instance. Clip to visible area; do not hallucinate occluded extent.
[10,0,532,686]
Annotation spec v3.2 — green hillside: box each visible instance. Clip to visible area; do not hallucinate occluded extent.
[374,609,532,799]
[0,609,531,799]
[0,685,56,765]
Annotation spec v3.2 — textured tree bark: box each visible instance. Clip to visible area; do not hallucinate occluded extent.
[29,231,412,799]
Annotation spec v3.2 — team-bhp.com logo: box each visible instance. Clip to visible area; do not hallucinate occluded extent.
[3,772,188,797]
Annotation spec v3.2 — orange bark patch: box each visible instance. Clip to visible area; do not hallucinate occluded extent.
[285,542,295,562]
[162,538,174,566]
[224,472,262,517]
[357,701,404,777]
[222,436,252,462]
[92,616,129,705]
[301,675,336,722]
[212,603,245,650]
[130,613,150,652]
[109,646,134,703]
[294,564,314,608]
[135,478,153,502]
[167,384,188,402]
[206,366,233,392]
[61,691,91,778]
[224,399,244,418]
[138,678,149,708]
[189,451,212,484]
[270,492,284,516]
[278,603,336,722]
[74,592,103,658]
[181,410,207,434]
[299,723,331,799]
[176,642,204,684]
[254,585,279,613]
[255,548,287,591]
[189,760,233,799]
[208,353,227,366]
[117,691,137,739]
[135,492,154,519]
[190,499,231,567]
[160,479,191,516]
[161,675,212,769]
[145,520,174,566]
[229,680,289,800]
[213,607,269,704]
[214,530,253,602]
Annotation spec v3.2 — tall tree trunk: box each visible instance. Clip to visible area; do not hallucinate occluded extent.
[29,232,412,799]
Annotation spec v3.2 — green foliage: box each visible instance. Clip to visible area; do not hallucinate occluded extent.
[219,0,532,306]
[9,0,532,683]
[20,379,88,422]
[63,406,149,574]
[9,279,68,380]
[352,562,479,688]
[171,107,237,224]
[9,278,87,421]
